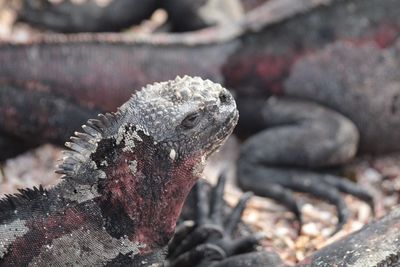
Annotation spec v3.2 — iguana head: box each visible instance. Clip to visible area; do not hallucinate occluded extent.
[57,76,238,254]
[120,75,238,164]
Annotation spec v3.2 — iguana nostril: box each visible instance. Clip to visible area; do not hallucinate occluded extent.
[219,91,230,104]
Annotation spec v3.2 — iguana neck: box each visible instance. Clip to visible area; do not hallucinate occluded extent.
[62,121,203,253]
[97,144,201,251]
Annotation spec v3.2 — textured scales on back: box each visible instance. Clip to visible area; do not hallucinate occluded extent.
[0,76,238,266]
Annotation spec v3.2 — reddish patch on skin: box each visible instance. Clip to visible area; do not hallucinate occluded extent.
[254,55,295,95]
[224,23,400,98]
[223,51,301,97]
[2,208,89,264]
[101,144,201,253]
[32,208,88,234]
[132,158,199,254]
[222,52,294,99]
[373,24,399,48]
[154,155,200,239]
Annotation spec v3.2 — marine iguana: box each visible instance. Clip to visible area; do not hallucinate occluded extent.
[1,0,400,231]
[0,76,239,266]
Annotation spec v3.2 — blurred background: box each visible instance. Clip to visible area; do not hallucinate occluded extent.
[0,0,399,264]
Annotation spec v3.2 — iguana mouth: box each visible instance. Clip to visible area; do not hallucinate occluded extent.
[206,108,239,157]
[220,109,239,138]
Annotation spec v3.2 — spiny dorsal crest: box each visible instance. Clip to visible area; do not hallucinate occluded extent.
[56,75,227,180]
[55,112,118,179]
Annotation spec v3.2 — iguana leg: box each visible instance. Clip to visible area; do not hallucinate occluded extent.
[167,175,282,267]
[19,0,158,33]
[237,97,374,233]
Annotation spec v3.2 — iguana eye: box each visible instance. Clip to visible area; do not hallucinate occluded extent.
[181,112,200,129]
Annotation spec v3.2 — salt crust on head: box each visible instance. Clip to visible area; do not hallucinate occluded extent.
[57,75,230,180]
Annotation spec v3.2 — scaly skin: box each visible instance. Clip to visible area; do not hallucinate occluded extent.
[0,76,239,266]
[0,0,399,237]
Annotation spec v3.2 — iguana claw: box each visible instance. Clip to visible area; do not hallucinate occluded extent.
[167,174,282,267]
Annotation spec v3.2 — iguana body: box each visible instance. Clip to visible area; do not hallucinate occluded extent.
[1,0,400,229]
[0,76,239,265]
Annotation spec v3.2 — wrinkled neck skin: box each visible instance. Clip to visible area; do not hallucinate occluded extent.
[89,129,203,254]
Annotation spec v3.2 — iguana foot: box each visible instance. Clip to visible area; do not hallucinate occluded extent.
[166,175,282,267]
[237,97,374,234]
[239,165,374,234]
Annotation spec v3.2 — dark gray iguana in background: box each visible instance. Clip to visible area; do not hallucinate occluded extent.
[0,76,240,266]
